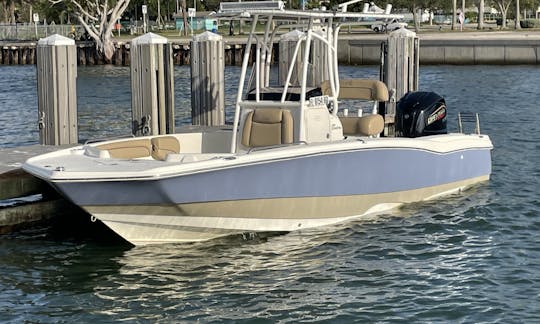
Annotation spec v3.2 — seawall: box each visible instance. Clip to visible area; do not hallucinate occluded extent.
[1,31,540,65]
[337,32,540,65]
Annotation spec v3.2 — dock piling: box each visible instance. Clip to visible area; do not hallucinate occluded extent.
[278,30,304,86]
[190,31,225,126]
[130,33,175,135]
[311,30,329,87]
[382,29,419,136]
[36,34,78,145]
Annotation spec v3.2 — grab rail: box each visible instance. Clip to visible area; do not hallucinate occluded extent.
[458,112,481,135]
[246,141,308,154]
[84,134,136,145]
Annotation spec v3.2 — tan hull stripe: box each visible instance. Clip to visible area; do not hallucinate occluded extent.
[85,176,489,220]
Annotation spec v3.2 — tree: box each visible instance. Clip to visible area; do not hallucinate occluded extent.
[513,0,540,22]
[50,0,130,63]
[493,0,512,28]
[1,0,20,23]
[477,0,484,30]
[515,0,521,29]
[392,0,446,32]
[452,0,457,30]
[180,0,188,36]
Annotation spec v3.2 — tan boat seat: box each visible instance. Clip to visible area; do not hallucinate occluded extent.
[97,139,152,159]
[339,114,384,136]
[151,136,181,161]
[321,79,389,101]
[241,108,294,148]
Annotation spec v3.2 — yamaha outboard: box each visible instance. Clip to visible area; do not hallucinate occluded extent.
[395,91,447,138]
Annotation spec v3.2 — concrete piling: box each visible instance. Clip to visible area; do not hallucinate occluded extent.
[36,34,78,145]
[310,30,330,87]
[130,33,175,135]
[190,31,225,126]
[381,29,419,136]
[278,30,304,86]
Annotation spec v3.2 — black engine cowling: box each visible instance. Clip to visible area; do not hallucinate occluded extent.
[395,91,447,138]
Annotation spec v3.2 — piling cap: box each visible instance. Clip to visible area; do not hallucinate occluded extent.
[280,29,305,41]
[389,28,417,38]
[193,31,223,41]
[132,32,168,45]
[38,34,75,46]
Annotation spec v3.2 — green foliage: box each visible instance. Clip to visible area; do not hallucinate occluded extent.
[465,11,476,23]
[521,19,540,28]
[391,0,451,12]
[37,0,77,24]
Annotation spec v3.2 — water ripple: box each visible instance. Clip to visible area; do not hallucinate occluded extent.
[1,65,539,322]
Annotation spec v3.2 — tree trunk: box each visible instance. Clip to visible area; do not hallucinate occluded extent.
[452,0,457,30]
[461,0,465,30]
[477,0,484,29]
[9,1,15,23]
[2,7,7,24]
[181,0,188,36]
[414,8,421,32]
[411,8,417,32]
[157,0,162,28]
[515,0,521,29]
[102,32,115,63]
[496,1,511,29]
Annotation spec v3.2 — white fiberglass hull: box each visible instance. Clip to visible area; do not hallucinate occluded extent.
[23,134,493,245]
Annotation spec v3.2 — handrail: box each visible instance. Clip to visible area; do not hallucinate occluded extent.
[231,14,259,154]
[281,35,305,102]
[458,112,481,135]
[246,141,308,154]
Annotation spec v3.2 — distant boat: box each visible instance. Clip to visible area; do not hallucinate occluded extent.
[23,2,492,245]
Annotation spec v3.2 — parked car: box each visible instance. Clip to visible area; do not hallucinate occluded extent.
[371,19,408,32]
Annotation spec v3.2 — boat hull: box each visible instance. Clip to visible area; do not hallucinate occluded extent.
[83,175,488,245]
[47,144,492,245]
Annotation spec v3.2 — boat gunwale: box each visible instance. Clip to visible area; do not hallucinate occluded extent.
[22,134,493,183]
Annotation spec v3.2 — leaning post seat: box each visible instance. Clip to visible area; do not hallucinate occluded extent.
[320,79,389,101]
[340,114,384,136]
[320,79,388,137]
[241,108,294,148]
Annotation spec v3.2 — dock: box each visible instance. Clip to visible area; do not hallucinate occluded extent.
[0,145,86,234]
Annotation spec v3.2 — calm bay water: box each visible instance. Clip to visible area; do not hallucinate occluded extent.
[0,65,539,322]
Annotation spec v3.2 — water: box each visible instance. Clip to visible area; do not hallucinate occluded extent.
[1,65,539,322]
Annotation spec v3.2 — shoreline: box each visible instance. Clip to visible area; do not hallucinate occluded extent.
[1,30,540,65]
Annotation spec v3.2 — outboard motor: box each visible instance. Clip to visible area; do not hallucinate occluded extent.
[395,91,447,137]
